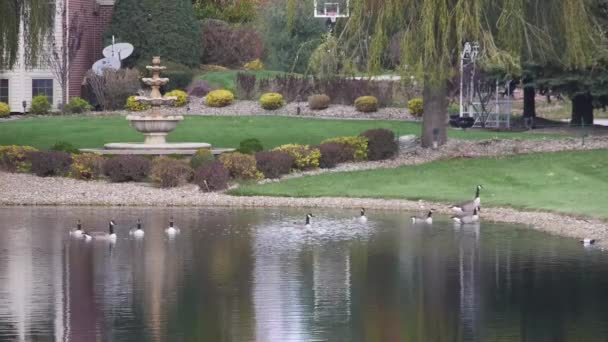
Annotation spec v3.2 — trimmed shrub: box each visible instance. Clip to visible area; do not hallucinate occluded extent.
[70,153,105,180]
[206,89,235,107]
[360,128,398,161]
[200,19,264,67]
[255,151,294,179]
[186,80,212,97]
[408,98,423,117]
[190,148,215,169]
[125,96,150,112]
[237,138,264,155]
[0,145,38,172]
[219,152,263,180]
[354,96,378,113]
[102,155,151,182]
[165,89,188,107]
[321,136,368,161]
[244,59,264,70]
[150,157,193,188]
[308,94,330,110]
[272,144,320,170]
[260,92,284,110]
[50,141,79,154]
[319,143,354,168]
[30,95,51,114]
[0,102,10,117]
[65,97,92,113]
[87,69,140,111]
[30,151,72,177]
[194,161,230,192]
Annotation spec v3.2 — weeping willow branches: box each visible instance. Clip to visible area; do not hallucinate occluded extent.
[0,0,53,69]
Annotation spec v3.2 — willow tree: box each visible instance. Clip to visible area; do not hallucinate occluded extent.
[0,0,53,69]
[336,0,604,147]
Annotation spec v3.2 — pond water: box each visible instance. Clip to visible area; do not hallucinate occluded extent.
[1,207,608,342]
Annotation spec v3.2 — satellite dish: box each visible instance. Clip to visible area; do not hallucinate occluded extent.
[103,42,134,61]
[92,57,121,76]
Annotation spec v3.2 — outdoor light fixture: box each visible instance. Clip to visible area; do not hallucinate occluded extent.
[22,100,27,114]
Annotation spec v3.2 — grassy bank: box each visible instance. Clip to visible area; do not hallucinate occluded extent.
[232,150,608,219]
[0,116,556,150]
[196,70,288,91]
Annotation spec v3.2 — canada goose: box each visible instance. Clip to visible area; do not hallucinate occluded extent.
[452,208,479,225]
[359,208,368,223]
[305,213,313,228]
[129,219,145,238]
[581,238,596,246]
[82,231,93,241]
[70,220,84,237]
[411,209,435,224]
[165,216,180,236]
[95,220,117,242]
[450,185,483,213]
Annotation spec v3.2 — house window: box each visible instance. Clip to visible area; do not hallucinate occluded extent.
[32,79,54,104]
[0,79,8,103]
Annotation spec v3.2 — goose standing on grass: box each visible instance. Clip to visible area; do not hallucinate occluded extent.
[358,208,368,223]
[305,213,314,229]
[411,209,436,224]
[130,219,145,238]
[581,238,596,246]
[165,216,180,236]
[70,220,84,237]
[450,185,483,213]
[452,208,479,225]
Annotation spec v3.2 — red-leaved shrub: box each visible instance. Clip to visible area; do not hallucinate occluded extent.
[102,155,151,182]
[29,151,73,177]
[360,128,398,161]
[150,157,193,188]
[200,19,264,67]
[319,143,355,169]
[186,80,213,97]
[255,151,294,179]
[194,161,230,192]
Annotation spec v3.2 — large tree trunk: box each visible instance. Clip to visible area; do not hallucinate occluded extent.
[421,82,448,148]
[571,93,594,126]
[523,86,536,118]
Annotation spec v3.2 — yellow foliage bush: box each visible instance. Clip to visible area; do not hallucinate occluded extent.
[260,92,284,110]
[0,102,10,117]
[408,98,423,117]
[354,96,379,113]
[70,153,105,180]
[244,59,264,71]
[206,89,235,107]
[125,96,150,112]
[150,156,194,188]
[272,144,321,170]
[165,90,188,107]
[321,136,368,160]
[219,152,263,180]
[0,145,38,172]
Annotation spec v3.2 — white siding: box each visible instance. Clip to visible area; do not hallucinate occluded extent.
[0,0,64,112]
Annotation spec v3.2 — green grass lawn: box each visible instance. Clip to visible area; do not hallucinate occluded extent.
[232,150,608,219]
[196,70,289,91]
[0,116,558,150]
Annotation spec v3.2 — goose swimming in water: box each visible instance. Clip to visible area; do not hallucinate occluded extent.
[411,209,435,224]
[129,219,145,238]
[305,213,313,228]
[452,207,479,225]
[450,185,483,213]
[165,216,180,236]
[93,220,117,242]
[70,219,84,237]
[581,238,596,246]
[358,208,368,223]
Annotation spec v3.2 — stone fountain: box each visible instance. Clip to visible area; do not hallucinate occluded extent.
[84,57,221,155]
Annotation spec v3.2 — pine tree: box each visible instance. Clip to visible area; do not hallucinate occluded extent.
[105,0,201,68]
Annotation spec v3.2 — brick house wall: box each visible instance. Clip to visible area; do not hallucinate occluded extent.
[68,0,115,98]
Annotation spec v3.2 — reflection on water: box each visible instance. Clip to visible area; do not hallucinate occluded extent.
[1,207,608,341]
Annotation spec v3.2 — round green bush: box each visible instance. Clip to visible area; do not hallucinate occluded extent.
[408,98,423,117]
[260,93,284,110]
[354,96,378,113]
[30,95,51,114]
[190,148,215,169]
[206,90,235,107]
[165,89,188,107]
[237,138,264,155]
[0,102,10,117]
[65,97,92,113]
